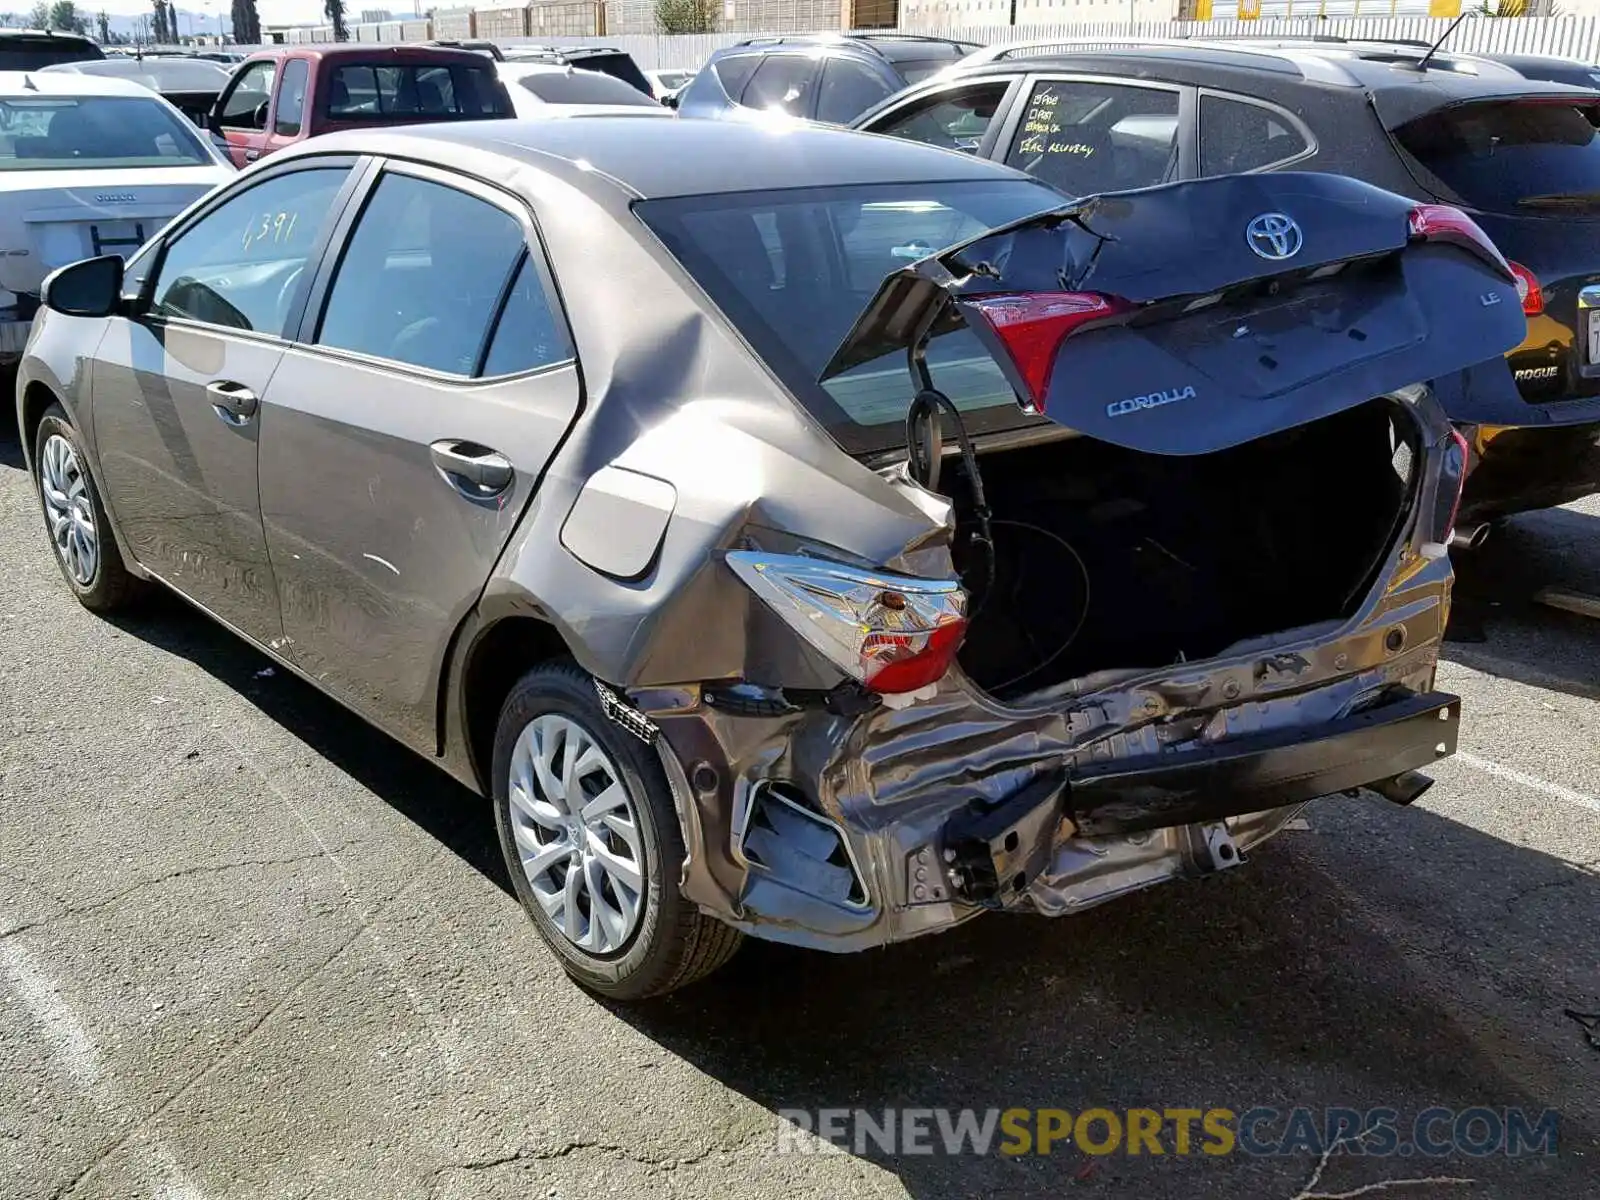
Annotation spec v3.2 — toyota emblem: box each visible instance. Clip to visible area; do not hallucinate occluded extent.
[1245,212,1303,261]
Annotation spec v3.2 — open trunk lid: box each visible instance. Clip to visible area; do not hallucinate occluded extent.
[823,171,1527,455]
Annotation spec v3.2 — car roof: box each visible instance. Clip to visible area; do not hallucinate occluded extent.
[248,44,492,65]
[940,39,1600,116]
[0,69,168,98]
[717,33,976,64]
[0,28,95,43]
[301,115,1022,201]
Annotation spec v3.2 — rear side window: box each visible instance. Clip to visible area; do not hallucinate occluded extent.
[815,57,895,125]
[275,58,309,136]
[316,173,526,376]
[1004,79,1179,198]
[741,55,818,117]
[1395,101,1600,215]
[1199,95,1310,175]
[637,179,1064,453]
[327,63,510,119]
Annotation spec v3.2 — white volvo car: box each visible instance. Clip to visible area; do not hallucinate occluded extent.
[0,70,233,361]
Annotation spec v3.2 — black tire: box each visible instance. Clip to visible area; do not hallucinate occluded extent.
[491,661,742,1000]
[32,404,142,613]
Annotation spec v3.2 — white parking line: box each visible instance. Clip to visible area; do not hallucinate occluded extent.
[1455,751,1600,817]
[0,942,105,1099]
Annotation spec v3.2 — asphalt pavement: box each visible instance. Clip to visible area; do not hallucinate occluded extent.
[1,418,1597,1200]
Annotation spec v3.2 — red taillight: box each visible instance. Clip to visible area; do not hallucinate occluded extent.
[1441,427,1470,542]
[726,551,968,700]
[963,291,1131,412]
[860,618,968,694]
[1407,204,1513,280]
[1508,260,1544,316]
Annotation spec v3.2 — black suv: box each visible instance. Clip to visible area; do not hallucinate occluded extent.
[676,33,977,125]
[855,36,1600,527]
[0,29,103,70]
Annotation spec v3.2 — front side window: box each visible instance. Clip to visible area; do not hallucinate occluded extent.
[815,57,895,125]
[1004,79,1179,198]
[0,96,212,170]
[866,81,1010,153]
[1199,94,1310,176]
[316,173,527,376]
[150,167,350,332]
[638,179,1064,453]
[274,58,309,136]
[219,60,275,129]
[740,55,818,117]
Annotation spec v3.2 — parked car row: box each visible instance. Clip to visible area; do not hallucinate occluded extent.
[6,29,1598,1001]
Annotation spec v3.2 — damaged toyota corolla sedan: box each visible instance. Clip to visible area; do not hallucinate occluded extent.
[17,119,1526,998]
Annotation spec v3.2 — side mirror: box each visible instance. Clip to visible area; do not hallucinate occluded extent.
[41,256,125,318]
[662,92,680,110]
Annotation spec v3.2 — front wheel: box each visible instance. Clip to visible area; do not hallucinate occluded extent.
[491,662,742,999]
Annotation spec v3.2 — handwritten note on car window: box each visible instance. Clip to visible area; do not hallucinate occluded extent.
[1012,84,1098,162]
[241,210,299,254]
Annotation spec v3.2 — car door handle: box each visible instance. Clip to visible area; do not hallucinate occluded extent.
[205,380,258,423]
[429,440,514,493]
[243,149,260,162]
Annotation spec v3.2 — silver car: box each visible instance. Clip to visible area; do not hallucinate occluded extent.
[16,118,1522,998]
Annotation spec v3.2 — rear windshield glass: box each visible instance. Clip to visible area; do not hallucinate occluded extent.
[571,53,652,96]
[1395,100,1600,214]
[897,57,963,85]
[637,179,1063,454]
[0,37,101,71]
[514,70,659,106]
[327,63,511,119]
[0,96,210,170]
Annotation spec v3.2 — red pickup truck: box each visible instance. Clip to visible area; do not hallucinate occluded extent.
[207,44,514,168]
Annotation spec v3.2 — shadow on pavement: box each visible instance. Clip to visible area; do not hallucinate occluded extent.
[1447,505,1600,703]
[0,412,24,471]
[103,589,515,900]
[617,804,1598,1197]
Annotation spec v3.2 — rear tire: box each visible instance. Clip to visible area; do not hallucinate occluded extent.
[32,404,141,613]
[491,661,742,999]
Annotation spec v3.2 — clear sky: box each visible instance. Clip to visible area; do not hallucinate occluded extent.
[91,0,407,27]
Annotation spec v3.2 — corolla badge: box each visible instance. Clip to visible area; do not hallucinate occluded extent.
[93,193,137,204]
[1106,385,1197,418]
[1245,212,1303,261]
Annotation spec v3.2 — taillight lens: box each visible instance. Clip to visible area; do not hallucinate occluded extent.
[1508,260,1544,316]
[961,291,1132,413]
[1436,427,1471,543]
[1407,204,1513,280]
[726,551,967,698]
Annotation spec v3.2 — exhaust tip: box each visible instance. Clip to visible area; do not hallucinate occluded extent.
[1450,522,1492,551]
[1369,770,1435,807]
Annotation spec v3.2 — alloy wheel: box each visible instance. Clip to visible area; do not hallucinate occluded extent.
[506,713,645,954]
[39,433,98,586]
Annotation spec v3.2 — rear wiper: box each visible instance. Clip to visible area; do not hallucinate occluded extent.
[1515,192,1600,210]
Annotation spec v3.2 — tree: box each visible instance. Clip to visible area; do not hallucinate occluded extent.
[26,1,48,28]
[654,0,716,33]
[46,0,87,32]
[230,0,259,44]
[324,0,347,41]
[95,7,107,39]
[149,0,171,41]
